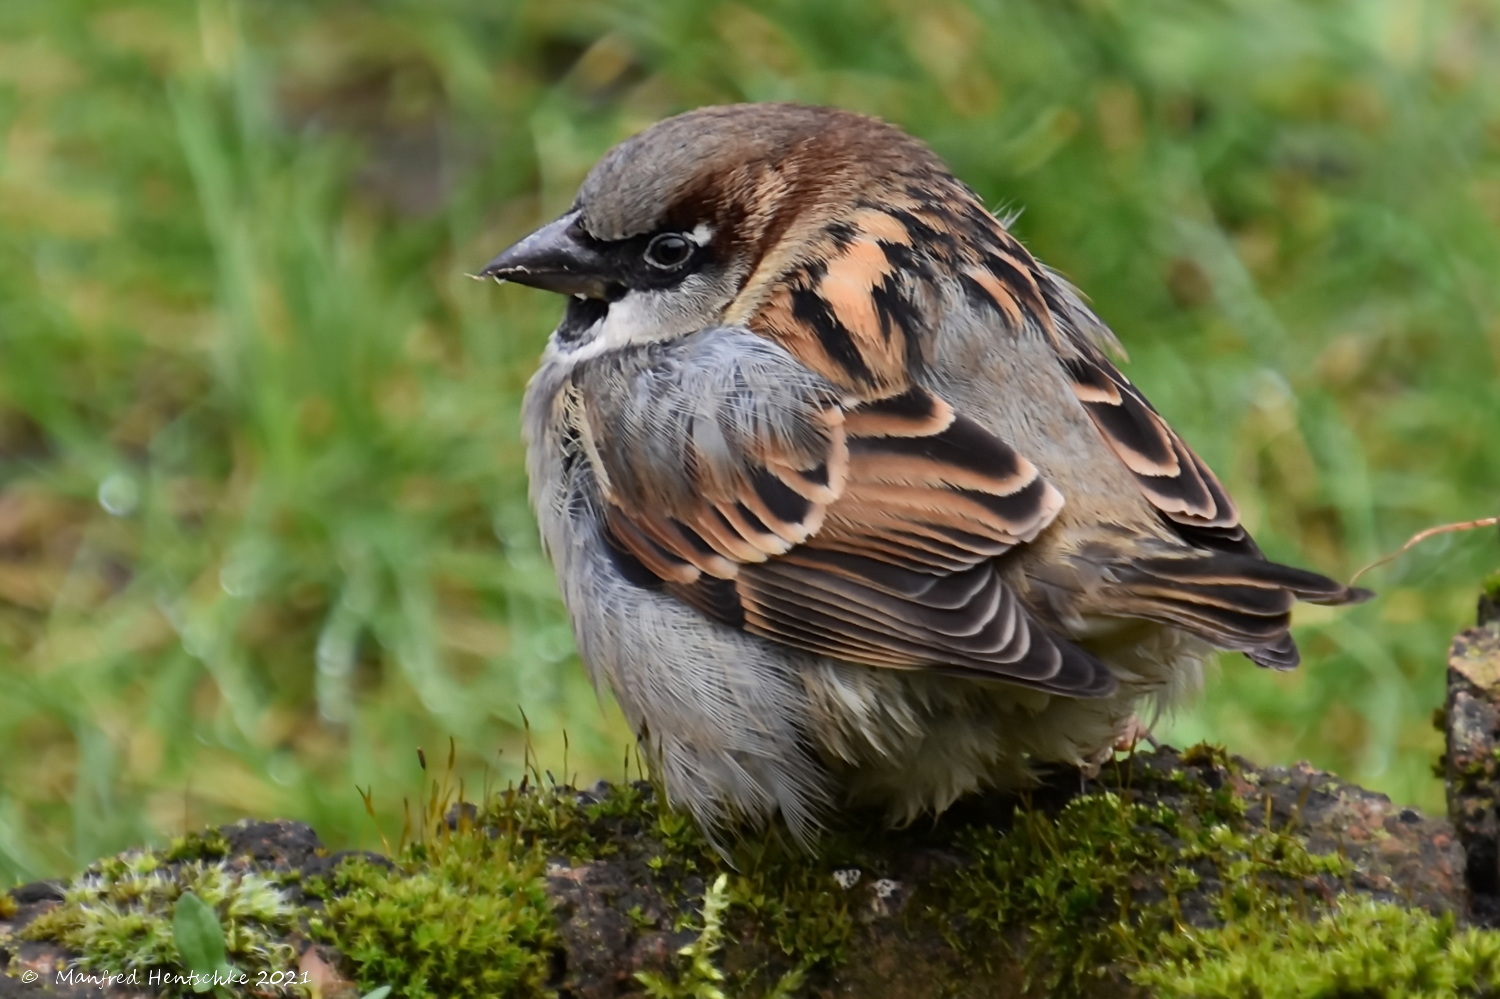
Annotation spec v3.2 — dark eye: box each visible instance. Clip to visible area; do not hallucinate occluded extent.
[643,232,694,270]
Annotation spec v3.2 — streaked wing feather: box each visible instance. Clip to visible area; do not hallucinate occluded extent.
[595,378,1116,697]
[956,247,1373,670]
[1059,349,1257,554]
[1054,344,1373,669]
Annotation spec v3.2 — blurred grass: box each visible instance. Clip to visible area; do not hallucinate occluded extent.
[1,0,1496,884]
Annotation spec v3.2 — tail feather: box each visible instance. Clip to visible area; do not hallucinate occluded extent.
[1246,633,1301,670]
[1105,551,1370,669]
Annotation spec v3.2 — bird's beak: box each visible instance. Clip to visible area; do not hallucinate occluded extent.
[475,210,617,299]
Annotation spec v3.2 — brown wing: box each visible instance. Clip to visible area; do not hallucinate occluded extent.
[1048,319,1370,669]
[595,383,1115,698]
[1059,344,1253,553]
[938,232,1372,670]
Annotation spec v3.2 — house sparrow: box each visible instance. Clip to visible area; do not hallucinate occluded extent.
[479,103,1369,844]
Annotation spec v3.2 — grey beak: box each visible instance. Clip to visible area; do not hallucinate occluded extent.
[476,210,617,299]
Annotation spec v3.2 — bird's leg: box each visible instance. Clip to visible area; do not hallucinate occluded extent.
[1113,714,1159,754]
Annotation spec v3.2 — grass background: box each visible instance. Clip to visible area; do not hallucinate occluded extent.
[1,0,1497,885]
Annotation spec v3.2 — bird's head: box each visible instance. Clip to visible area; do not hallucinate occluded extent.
[479,103,980,376]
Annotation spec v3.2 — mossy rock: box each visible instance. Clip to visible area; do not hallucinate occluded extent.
[0,747,1483,998]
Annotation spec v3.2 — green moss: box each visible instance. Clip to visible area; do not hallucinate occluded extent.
[161,829,232,864]
[20,745,1490,999]
[0,890,17,920]
[482,748,1485,998]
[475,778,856,995]
[732,859,854,970]
[311,828,557,999]
[627,859,831,999]
[1137,898,1500,998]
[941,753,1354,996]
[1179,743,1234,771]
[18,790,562,999]
[636,873,733,999]
[1481,570,1500,601]
[19,859,302,997]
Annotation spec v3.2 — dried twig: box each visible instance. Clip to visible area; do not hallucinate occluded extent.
[1350,516,1500,585]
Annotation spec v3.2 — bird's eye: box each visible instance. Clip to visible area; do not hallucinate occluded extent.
[643,232,694,270]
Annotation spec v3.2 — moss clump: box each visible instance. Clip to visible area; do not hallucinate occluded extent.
[1482,570,1500,601]
[636,873,734,999]
[1137,897,1500,997]
[476,779,857,995]
[1178,743,1239,773]
[944,756,1352,996]
[485,776,657,862]
[0,890,17,920]
[19,855,301,997]
[727,846,856,973]
[161,828,232,864]
[15,804,562,999]
[310,827,557,999]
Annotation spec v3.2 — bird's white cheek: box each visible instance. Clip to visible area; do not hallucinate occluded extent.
[547,281,718,366]
[594,292,680,351]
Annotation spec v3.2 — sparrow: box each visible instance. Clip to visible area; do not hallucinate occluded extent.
[479,103,1370,845]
